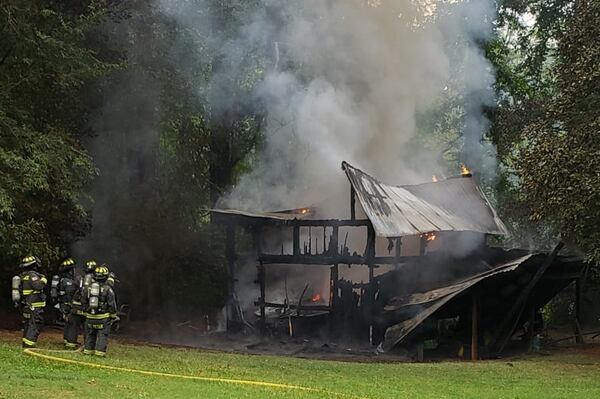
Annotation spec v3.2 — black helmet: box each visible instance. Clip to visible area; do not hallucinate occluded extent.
[93,265,110,281]
[20,255,39,269]
[85,260,97,273]
[60,258,75,273]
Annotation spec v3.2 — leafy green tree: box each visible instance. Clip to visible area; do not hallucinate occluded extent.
[516,0,600,264]
[0,1,118,277]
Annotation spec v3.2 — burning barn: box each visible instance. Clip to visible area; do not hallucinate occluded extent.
[211,162,585,360]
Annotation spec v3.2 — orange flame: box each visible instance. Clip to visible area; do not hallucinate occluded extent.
[311,294,321,303]
[422,232,437,242]
[432,175,439,182]
[461,165,471,176]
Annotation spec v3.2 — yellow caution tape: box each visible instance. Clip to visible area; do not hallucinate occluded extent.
[24,348,363,398]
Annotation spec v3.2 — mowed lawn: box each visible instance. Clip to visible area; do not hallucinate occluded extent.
[1,331,600,398]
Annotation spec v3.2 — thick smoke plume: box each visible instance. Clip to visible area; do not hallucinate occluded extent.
[158,0,497,212]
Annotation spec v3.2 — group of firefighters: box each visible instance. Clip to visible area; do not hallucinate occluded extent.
[11,255,119,357]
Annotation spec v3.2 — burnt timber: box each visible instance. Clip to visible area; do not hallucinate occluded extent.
[211,161,586,359]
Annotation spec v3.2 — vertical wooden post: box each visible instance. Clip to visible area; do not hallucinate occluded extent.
[367,223,376,345]
[419,234,427,256]
[330,264,339,307]
[575,278,584,343]
[258,261,266,334]
[225,225,236,329]
[471,293,479,361]
[527,302,536,351]
[350,186,356,220]
[292,225,300,257]
[394,237,402,266]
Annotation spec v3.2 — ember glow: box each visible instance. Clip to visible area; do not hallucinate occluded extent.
[422,232,437,242]
[461,165,472,176]
[299,208,310,215]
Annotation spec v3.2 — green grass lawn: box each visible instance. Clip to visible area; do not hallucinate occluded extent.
[1,331,599,399]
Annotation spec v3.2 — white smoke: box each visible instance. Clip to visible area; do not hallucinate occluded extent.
[158,0,496,212]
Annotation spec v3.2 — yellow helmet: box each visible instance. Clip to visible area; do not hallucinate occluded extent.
[85,260,97,272]
[20,255,39,269]
[60,258,75,272]
[93,265,110,280]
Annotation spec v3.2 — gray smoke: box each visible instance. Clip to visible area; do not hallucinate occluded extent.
[156,0,497,211]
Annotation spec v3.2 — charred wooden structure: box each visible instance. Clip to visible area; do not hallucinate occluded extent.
[211,162,585,359]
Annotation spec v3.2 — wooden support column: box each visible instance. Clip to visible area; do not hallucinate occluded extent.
[258,261,266,334]
[225,225,236,329]
[492,242,564,355]
[471,293,479,361]
[350,186,356,220]
[527,302,536,351]
[419,234,427,256]
[367,223,376,345]
[575,278,584,343]
[292,225,300,257]
[394,237,402,266]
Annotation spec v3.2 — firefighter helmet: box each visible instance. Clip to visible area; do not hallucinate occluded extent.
[20,255,39,269]
[60,257,75,272]
[93,265,110,281]
[85,260,97,273]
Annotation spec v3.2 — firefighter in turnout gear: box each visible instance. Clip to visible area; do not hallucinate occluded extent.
[13,255,47,348]
[64,259,97,348]
[51,258,79,349]
[83,265,117,356]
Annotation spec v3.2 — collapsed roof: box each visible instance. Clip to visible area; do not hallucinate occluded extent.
[342,162,509,237]
[212,162,510,239]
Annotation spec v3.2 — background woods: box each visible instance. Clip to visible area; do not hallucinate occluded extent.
[0,0,598,322]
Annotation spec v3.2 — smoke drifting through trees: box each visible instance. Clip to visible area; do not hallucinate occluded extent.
[158,0,497,211]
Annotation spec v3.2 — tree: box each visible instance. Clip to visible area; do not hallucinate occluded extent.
[0,1,118,277]
[515,0,600,264]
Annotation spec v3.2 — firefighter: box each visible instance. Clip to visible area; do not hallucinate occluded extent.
[12,255,47,348]
[82,265,117,357]
[52,258,79,349]
[64,259,97,348]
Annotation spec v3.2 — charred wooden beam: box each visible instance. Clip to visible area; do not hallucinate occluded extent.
[575,277,584,344]
[492,242,564,355]
[350,186,356,220]
[258,302,331,312]
[293,225,300,257]
[258,262,266,334]
[257,254,417,265]
[471,293,479,361]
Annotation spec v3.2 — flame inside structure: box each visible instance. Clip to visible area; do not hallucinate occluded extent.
[421,232,437,242]
[460,165,471,176]
[299,208,310,215]
[311,294,321,303]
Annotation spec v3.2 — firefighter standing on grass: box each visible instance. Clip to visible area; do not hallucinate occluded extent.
[11,255,47,348]
[82,265,117,356]
[51,258,79,349]
[64,259,97,348]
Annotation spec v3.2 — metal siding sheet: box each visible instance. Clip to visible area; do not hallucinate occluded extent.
[342,162,509,237]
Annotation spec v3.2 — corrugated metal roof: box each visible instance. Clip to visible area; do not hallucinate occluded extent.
[381,254,533,350]
[342,162,509,237]
[210,208,312,221]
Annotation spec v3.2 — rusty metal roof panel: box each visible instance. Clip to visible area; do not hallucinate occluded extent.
[209,208,311,221]
[342,162,509,237]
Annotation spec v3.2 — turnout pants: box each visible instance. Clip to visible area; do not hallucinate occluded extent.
[84,317,112,356]
[22,308,43,348]
[64,312,85,348]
